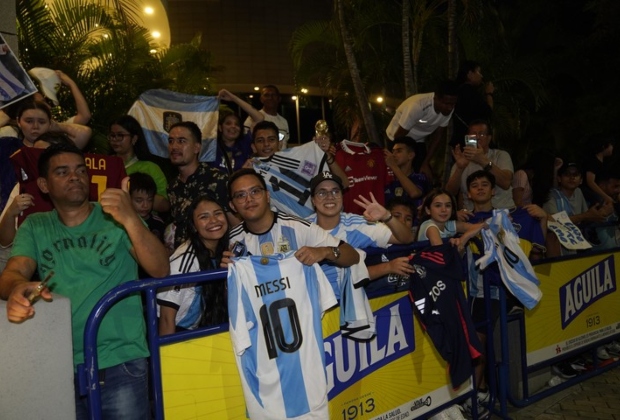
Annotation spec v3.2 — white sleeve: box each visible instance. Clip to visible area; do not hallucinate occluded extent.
[227,261,252,355]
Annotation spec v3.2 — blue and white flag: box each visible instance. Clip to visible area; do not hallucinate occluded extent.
[128,89,218,162]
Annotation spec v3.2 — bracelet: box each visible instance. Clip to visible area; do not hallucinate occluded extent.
[484,161,493,171]
[382,213,393,223]
[326,157,335,165]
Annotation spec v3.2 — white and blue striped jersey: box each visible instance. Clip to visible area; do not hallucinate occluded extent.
[305,212,386,339]
[156,241,204,330]
[474,209,542,310]
[252,142,327,217]
[229,212,340,257]
[228,252,337,420]
[306,212,392,249]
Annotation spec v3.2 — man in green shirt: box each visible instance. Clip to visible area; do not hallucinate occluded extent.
[0,142,169,419]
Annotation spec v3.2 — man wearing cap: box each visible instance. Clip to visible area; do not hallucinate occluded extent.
[307,171,414,282]
[226,168,359,268]
[543,161,612,256]
[446,119,515,210]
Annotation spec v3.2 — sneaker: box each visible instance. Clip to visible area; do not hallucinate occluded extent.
[429,405,465,420]
[570,357,588,372]
[459,402,489,419]
[459,391,490,419]
[606,341,620,356]
[552,362,578,379]
[476,389,490,405]
[597,346,611,360]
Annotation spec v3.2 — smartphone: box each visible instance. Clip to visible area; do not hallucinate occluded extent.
[231,241,246,257]
[465,135,478,148]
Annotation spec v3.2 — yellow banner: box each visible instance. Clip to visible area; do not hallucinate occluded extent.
[526,252,620,366]
[160,292,471,419]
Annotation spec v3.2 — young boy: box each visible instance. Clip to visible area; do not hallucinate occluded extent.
[461,170,546,416]
[129,172,166,243]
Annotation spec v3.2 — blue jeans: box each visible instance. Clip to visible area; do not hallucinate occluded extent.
[75,358,150,420]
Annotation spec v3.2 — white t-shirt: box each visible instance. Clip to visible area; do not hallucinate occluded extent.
[451,148,515,210]
[386,92,452,141]
[244,110,290,149]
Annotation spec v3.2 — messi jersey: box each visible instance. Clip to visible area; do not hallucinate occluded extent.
[228,252,337,420]
[10,147,126,225]
[229,212,339,257]
[252,141,328,217]
[409,243,483,388]
[335,140,388,214]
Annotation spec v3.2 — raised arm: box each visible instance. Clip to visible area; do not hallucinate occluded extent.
[353,193,414,244]
[219,89,264,124]
[50,120,92,150]
[57,70,91,125]
[100,178,169,278]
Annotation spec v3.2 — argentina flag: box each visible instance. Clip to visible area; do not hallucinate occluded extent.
[128,89,218,161]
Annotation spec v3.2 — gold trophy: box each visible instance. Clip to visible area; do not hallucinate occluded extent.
[315,119,329,137]
[315,120,330,151]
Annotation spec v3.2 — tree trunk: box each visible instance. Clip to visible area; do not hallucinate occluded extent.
[402,0,415,97]
[447,0,457,78]
[337,0,382,146]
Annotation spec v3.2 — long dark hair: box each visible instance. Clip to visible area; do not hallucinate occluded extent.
[109,115,154,161]
[185,194,230,326]
[216,112,243,173]
[418,188,458,224]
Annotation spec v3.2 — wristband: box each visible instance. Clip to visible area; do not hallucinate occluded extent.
[382,213,393,223]
[326,157,335,165]
[484,161,493,171]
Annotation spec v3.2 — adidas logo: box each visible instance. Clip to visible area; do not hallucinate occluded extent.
[414,298,425,313]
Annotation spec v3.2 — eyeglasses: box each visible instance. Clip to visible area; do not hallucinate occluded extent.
[314,189,342,199]
[231,187,265,202]
[108,133,131,141]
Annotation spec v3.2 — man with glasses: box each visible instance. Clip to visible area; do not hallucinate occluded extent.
[167,121,231,247]
[227,168,359,267]
[446,119,515,210]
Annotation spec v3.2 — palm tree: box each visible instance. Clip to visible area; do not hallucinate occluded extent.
[16,0,219,151]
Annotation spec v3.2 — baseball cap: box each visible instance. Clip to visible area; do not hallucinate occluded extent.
[28,68,61,106]
[557,162,581,176]
[310,171,344,195]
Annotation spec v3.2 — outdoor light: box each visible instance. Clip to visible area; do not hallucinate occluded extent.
[152,31,161,38]
[145,6,154,14]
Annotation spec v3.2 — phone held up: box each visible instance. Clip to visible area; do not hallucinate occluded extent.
[465,135,478,148]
